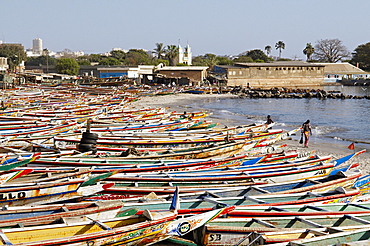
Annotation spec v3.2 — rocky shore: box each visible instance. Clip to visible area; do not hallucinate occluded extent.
[231,87,370,99]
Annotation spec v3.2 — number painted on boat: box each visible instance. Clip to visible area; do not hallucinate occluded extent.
[209,233,222,241]
[0,192,26,200]
[86,241,95,246]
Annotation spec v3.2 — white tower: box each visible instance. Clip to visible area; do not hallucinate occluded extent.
[183,44,192,65]
[32,38,43,55]
[177,44,184,65]
[177,43,192,65]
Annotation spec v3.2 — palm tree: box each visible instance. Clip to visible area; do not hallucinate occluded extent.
[303,43,315,61]
[153,43,165,59]
[165,45,179,66]
[275,41,285,59]
[43,48,49,72]
[264,45,272,56]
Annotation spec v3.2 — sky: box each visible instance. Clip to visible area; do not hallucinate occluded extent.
[1,0,370,60]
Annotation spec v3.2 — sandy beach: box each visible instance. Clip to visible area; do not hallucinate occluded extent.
[129,93,370,175]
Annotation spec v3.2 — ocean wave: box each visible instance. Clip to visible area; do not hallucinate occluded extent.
[313,125,345,136]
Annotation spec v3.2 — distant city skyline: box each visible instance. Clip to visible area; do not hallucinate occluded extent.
[1,0,370,60]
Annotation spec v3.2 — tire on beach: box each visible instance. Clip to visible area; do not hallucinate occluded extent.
[78,143,96,152]
[82,132,99,140]
[79,138,97,144]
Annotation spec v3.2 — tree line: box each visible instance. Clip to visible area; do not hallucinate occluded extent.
[0,39,370,75]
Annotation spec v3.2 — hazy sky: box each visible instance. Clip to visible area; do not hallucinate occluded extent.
[1,0,369,60]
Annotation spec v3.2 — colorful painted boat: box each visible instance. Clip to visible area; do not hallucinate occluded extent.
[0,171,115,206]
[105,187,361,214]
[0,188,233,246]
[0,201,138,228]
[102,169,362,197]
[199,212,370,246]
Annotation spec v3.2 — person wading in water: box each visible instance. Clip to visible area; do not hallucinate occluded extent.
[301,120,312,147]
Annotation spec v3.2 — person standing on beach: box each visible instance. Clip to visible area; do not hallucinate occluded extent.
[301,120,312,147]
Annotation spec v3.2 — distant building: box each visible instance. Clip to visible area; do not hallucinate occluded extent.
[155,66,208,85]
[97,67,138,79]
[32,38,43,55]
[316,62,370,83]
[0,57,9,71]
[214,61,325,88]
[96,65,155,83]
[177,44,192,65]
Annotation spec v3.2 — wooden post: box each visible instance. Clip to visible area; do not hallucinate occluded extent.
[86,118,91,133]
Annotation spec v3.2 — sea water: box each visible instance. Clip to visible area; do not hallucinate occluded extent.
[184,86,370,151]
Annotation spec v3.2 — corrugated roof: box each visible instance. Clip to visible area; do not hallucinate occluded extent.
[157,66,208,71]
[235,61,324,67]
[316,62,368,74]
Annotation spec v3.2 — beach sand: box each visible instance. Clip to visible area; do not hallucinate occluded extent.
[129,93,370,175]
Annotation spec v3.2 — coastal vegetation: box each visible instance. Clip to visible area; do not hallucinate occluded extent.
[2,38,370,75]
[303,43,315,61]
[0,44,27,71]
[350,42,370,72]
[312,38,351,63]
[275,40,285,58]
[55,58,79,75]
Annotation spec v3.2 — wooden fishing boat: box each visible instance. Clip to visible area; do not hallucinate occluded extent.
[226,200,370,218]
[0,153,40,171]
[101,169,362,197]
[102,187,361,214]
[53,128,285,149]
[96,141,250,160]
[0,201,138,228]
[268,227,370,246]
[105,162,336,185]
[198,212,370,246]
[198,224,370,246]
[28,152,255,172]
[99,150,364,185]
[0,121,79,137]
[0,171,115,206]
[0,189,233,246]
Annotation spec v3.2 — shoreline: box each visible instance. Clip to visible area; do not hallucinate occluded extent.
[129,93,370,175]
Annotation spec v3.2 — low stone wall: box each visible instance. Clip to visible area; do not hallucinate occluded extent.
[227,77,325,88]
[231,87,370,99]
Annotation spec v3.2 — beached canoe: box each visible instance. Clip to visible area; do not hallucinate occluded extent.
[199,212,370,246]
[101,169,362,197]
[105,161,336,185]
[105,187,361,213]
[0,171,115,206]
[53,128,284,149]
[93,169,363,202]
[0,201,138,228]
[0,189,233,246]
